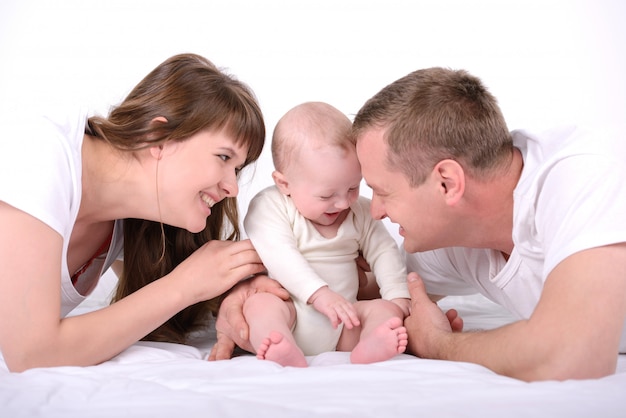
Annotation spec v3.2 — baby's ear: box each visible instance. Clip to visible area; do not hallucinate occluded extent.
[272,170,290,195]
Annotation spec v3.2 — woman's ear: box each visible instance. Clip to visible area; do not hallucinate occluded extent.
[148,116,169,160]
[433,159,465,206]
[149,144,164,160]
[272,170,290,195]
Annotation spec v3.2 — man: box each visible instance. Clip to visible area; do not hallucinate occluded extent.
[351,67,626,381]
[211,68,626,382]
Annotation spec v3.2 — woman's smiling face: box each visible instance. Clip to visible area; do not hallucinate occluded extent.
[155,129,248,233]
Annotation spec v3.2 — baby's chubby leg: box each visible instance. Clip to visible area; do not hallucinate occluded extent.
[337,299,408,364]
[243,293,307,367]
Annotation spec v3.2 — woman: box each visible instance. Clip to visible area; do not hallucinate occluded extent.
[0,53,279,372]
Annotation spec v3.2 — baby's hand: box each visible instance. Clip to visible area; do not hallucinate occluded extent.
[391,298,411,318]
[308,286,360,329]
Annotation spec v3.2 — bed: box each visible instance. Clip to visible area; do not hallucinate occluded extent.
[1,269,625,418]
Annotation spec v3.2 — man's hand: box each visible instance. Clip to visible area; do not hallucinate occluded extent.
[404,272,463,358]
[208,275,289,361]
[445,308,463,332]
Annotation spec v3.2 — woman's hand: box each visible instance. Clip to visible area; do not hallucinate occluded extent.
[208,274,290,360]
[172,239,267,304]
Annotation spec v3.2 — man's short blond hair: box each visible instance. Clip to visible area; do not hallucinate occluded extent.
[352,67,512,186]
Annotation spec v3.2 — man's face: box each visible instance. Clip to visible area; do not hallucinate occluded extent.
[356,127,445,253]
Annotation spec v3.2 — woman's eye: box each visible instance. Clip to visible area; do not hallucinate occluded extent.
[218,154,230,162]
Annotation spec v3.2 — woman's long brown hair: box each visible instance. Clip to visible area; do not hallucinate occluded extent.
[88,53,265,343]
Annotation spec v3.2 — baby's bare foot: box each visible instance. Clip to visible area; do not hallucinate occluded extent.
[350,317,408,364]
[257,331,308,368]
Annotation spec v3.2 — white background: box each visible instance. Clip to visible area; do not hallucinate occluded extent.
[1,0,624,232]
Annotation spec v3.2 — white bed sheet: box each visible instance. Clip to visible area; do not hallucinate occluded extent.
[1,270,625,418]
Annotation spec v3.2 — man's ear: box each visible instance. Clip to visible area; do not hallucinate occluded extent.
[433,159,465,206]
[272,170,290,195]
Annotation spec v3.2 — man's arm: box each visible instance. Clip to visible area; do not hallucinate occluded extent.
[405,243,626,381]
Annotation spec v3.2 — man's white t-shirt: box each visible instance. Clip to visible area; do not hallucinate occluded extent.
[406,126,626,352]
[0,109,123,317]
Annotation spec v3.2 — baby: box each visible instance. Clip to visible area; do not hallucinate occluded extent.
[243,102,410,367]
